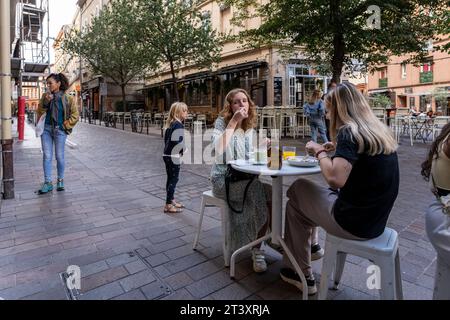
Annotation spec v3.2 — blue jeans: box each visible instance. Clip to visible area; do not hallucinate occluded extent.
[163,156,180,204]
[41,124,67,182]
[309,118,329,143]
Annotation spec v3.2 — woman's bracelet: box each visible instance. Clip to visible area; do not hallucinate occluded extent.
[318,153,329,162]
[315,149,327,158]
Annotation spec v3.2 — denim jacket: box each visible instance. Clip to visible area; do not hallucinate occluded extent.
[304,100,325,120]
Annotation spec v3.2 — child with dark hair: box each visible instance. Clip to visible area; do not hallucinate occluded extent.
[36,73,79,194]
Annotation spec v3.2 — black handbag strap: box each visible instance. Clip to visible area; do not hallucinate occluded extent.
[225,174,255,214]
[226,135,254,213]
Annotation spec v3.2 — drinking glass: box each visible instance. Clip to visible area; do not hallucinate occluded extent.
[282,146,296,160]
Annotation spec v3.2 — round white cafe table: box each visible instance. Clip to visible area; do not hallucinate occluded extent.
[229,159,321,300]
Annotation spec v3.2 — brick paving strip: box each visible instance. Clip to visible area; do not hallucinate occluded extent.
[0,120,437,300]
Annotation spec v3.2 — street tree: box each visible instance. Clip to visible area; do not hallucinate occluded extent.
[225,0,448,83]
[63,0,156,112]
[137,0,222,102]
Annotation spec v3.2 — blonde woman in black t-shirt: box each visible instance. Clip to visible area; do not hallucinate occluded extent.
[280,82,399,296]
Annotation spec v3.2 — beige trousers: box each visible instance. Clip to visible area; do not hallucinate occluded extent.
[283,178,363,277]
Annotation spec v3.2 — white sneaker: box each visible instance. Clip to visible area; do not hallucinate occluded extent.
[252,248,267,273]
[311,243,324,261]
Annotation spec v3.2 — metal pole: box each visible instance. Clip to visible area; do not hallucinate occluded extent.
[79,7,83,122]
[0,0,15,199]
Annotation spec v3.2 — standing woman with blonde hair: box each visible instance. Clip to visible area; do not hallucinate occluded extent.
[37,73,79,194]
[210,88,271,273]
[163,102,189,213]
[280,82,399,295]
[304,89,328,143]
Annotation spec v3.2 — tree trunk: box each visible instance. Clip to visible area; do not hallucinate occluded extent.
[121,84,126,130]
[331,33,345,84]
[169,59,179,103]
[330,0,344,83]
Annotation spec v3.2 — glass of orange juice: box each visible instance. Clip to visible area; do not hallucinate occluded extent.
[282,146,296,160]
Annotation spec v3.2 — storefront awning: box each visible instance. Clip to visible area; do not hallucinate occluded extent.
[216,61,268,75]
[368,89,392,94]
[398,92,434,97]
[139,60,268,91]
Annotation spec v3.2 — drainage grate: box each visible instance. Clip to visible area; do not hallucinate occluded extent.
[133,249,174,299]
[58,250,174,300]
[59,270,82,300]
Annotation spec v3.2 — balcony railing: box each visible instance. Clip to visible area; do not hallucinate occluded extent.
[419,71,433,83]
[379,78,388,88]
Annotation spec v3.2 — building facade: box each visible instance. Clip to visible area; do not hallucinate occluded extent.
[54,10,82,109]
[71,0,144,120]
[22,81,44,111]
[368,37,450,115]
[142,1,332,114]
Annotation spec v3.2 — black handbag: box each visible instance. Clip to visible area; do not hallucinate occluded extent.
[224,136,258,213]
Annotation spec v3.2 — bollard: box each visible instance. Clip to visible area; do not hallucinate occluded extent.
[18,96,26,140]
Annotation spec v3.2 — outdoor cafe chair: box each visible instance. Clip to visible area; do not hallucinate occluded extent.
[319,227,403,300]
[192,190,230,267]
[259,107,277,135]
[196,114,208,130]
[432,116,450,140]
[279,108,297,138]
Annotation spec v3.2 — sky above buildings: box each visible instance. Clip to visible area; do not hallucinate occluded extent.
[49,0,78,62]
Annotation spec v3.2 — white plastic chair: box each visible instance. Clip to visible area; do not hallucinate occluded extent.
[432,116,450,140]
[319,227,403,300]
[279,108,297,138]
[192,190,230,267]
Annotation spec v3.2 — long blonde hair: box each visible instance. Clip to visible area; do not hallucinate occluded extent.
[325,82,397,155]
[164,102,188,128]
[219,88,257,131]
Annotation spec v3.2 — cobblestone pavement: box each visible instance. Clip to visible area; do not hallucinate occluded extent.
[0,119,437,300]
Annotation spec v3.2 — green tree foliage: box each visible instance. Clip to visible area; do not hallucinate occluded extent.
[225,0,448,82]
[371,94,393,109]
[137,0,222,102]
[62,0,156,112]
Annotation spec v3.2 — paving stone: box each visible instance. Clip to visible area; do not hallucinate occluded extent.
[79,281,124,300]
[140,281,170,300]
[106,253,139,268]
[161,288,195,300]
[119,270,156,292]
[81,266,129,292]
[210,282,253,300]
[80,260,110,278]
[0,282,45,300]
[112,289,147,300]
[185,271,234,299]
[164,272,194,290]
[186,261,222,281]
[147,238,187,254]
[0,275,16,291]
[145,253,170,267]
[153,265,172,278]
[124,259,148,274]
[23,285,68,300]
[67,249,116,266]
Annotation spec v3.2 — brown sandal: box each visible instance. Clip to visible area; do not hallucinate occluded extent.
[172,201,185,209]
[164,204,182,213]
